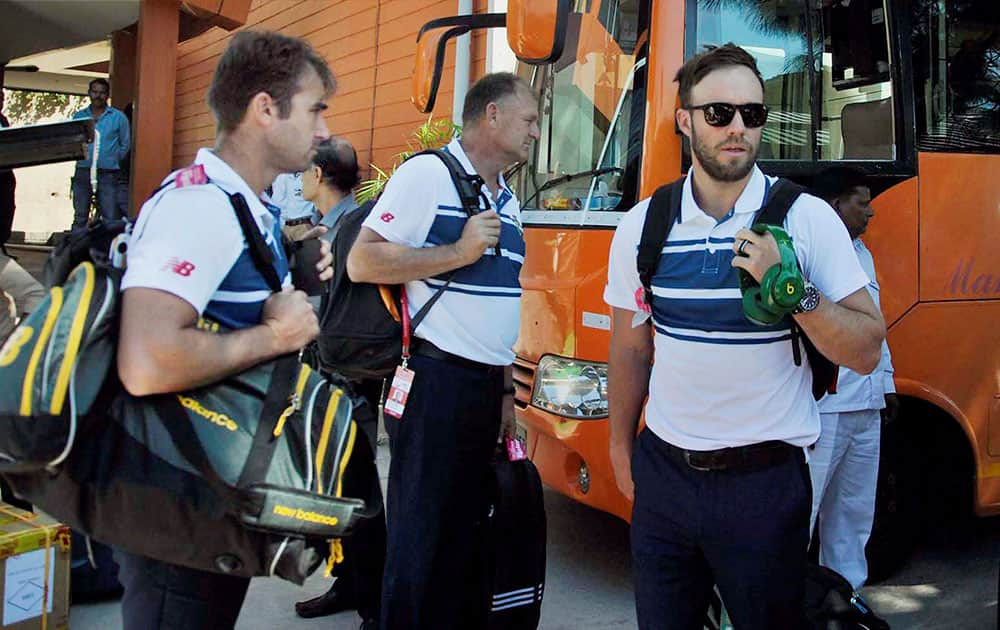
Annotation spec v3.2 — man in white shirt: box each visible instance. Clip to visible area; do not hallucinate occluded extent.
[605,44,886,628]
[116,31,334,630]
[347,72,539,630]
[808,166,898,589]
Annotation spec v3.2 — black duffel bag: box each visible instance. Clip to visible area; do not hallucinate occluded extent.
[487,446,546,630]
[4,355,380,584]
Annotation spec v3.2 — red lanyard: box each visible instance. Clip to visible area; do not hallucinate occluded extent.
[400,286,411,365]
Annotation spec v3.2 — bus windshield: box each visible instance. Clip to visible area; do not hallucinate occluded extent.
[692,0,898,163]
[515,0,649,223]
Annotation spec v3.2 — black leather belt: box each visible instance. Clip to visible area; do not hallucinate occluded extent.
[410,338,500,374]
[659,438,799,472]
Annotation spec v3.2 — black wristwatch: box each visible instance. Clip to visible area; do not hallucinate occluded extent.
[794,281,820,314]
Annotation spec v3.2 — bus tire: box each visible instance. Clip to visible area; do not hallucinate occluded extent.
[865,412,924,583]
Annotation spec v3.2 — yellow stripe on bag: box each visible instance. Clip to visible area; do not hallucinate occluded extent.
[50,263,96,415]
[314,389,343,494]
[273,364,313,437]
[20,288,64,416]
[335,420,357,498]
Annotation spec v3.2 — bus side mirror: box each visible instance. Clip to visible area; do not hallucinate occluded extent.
[506,0,571,64]
[411,14,506,113]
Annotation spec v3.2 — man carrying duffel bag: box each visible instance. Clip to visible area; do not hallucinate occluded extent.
[103,32,335,629]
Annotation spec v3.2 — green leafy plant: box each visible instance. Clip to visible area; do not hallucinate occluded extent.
[2,89,88,125]
[355,116,461,204]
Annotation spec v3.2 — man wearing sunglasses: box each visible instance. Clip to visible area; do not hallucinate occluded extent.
[605,44,886,628]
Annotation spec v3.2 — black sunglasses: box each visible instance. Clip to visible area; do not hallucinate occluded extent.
[686,102,769,128]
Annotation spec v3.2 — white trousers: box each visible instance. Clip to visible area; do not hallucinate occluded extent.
[0,253,45,341]
[808,409,881,590]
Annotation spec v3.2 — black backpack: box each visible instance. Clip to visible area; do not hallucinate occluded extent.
[314,148,488,380]
[636,177,837,400]
[803,564,890,629]
[487,452,546,630]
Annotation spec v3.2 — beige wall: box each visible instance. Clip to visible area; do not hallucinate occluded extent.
[172,0,490,178]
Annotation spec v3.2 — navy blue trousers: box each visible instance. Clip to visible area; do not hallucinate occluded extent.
[380,354,503,630]
[114,550,250,630]
[630,429,811,630]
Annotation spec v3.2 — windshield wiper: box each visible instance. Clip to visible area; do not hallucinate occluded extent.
[523,166,623,209]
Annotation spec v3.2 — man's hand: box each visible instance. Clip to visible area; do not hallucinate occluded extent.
[456,210,501,265]
[262,287,320,354]
[882,393,900,425]
[500,392,517,439]
[731,227,782,284]
[293,226,334,282]
[609,439,635,502]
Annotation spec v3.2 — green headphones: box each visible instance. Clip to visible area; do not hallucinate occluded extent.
[737,224,804,326]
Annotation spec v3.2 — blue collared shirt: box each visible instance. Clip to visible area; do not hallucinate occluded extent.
[72,106,130,170]
[311,194,360,240]
[818,238,896,413]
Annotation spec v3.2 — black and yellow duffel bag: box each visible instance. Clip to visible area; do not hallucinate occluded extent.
[5,354,379,584]
[0,260,120,471]
[0,190,380,584]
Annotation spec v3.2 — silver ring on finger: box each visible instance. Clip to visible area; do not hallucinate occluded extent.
[737,239,750,255]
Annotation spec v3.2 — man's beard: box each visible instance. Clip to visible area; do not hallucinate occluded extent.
[691,126,758,183]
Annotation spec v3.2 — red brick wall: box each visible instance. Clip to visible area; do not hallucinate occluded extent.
[172,0,489,178]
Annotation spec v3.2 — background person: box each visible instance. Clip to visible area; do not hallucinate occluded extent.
[808,166,898,590]
[293,137,385,630]
[0,90,15,255]
[71,78,130,229]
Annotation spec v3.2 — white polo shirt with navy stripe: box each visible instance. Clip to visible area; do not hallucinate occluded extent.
[604,166,868,451]
[122,148,291,330]
[362,138,523,366]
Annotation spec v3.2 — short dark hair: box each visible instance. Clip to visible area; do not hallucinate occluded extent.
[312,137,360,194]
[207,31,336,134]
[88,78,110,93]
[810,166,868,202]
[461,72,532,127]
[674,43,764,108]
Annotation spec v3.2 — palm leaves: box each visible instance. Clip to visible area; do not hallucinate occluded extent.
[355,116,461,204]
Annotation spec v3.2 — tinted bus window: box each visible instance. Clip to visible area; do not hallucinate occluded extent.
[515,0,649,217]
[692,0,897,161]
[912,1,1000,153]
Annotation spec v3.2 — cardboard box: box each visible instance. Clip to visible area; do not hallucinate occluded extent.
[0,504,69,630]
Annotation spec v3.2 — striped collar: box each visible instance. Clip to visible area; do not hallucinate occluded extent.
[680,165,770,225]
[445,138,515,207]
[193,148,272,223]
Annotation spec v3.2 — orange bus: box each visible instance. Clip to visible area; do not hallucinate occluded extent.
[414,0,1000,579]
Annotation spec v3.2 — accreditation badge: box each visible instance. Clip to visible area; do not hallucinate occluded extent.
[384,365,415,419]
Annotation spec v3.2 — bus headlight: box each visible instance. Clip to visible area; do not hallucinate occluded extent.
[531,355,608,418]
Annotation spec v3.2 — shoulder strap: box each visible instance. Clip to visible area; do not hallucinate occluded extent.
[403,147,492,331]
[141,169,282,294]
[637,177,685,306]
[407,148,486,217]
[226,192,283,293]
[754,178,806,226]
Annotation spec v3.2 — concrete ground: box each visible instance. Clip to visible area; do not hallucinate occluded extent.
[8,245,999,629]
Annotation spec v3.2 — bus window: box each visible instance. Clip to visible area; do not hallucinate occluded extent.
[912,1,1000,153]
[515,0,649,220]
[692,0,897,162]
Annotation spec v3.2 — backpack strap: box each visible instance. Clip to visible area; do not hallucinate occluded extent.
[637,178,685,310]
[404,147,494,331]
[226,192,283,293]
[754,178,806,226]
[407,148,488,218]
[144,168,284,294]
[751,178,837,398]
